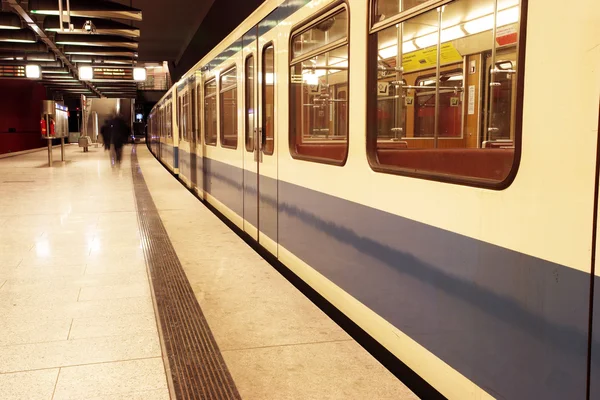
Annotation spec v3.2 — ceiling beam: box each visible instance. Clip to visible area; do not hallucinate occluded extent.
[5,0,103,97]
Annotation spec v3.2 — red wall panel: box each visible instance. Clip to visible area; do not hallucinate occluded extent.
[0,79,47,155]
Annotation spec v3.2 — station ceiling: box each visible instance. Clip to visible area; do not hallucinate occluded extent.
[0,0,263,98]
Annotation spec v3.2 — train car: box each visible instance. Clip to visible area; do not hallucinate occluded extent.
[147,0,600,398]
[151,87,180,173]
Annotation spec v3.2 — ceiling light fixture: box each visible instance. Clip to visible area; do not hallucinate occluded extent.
[25,65,41,79]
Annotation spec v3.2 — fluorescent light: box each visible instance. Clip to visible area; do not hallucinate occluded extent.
[415,32,437,48]
[133,67,146,81]
[463,6,518,35]
[25,65,40,79]
[497,7,519,26]
[0,25,20,30]
[379,45,397,59]
[464,15,493,34]
[79,65,93,80]
[441,26,465,42]
[302,72,319,85]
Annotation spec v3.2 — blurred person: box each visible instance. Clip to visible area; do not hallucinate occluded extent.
[110,113,129,165]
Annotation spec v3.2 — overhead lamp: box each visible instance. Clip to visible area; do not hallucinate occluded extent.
[42,69,69,74]
[83,20,96,34]
[415,32,437,49]
[0,12,21,30]
[79,65,93,80]
[25,65,41,79]
[133,67,146,81]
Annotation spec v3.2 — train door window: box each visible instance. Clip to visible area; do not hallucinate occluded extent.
[289,5,349,164]
[262,45,275,155]
[196,84,202,143]
[191,88,196,143]
[414,71,463,138]
[181,93,189,142]
[483,56,516,145]
[220,67,238,149]
[204,78,217,146]
[367,0,523,186]
[167,104,172,139]
[245,55,255,152]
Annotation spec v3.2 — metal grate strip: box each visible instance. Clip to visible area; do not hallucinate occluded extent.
[131,148,241,400]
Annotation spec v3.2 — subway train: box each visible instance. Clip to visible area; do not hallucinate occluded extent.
[147,0,600,398]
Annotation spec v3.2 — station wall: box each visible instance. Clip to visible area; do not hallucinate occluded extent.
[0,79,48,155]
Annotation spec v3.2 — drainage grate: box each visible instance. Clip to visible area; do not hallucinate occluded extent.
[131,147,241,400]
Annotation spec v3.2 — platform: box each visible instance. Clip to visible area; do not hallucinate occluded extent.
[0,144,418,399]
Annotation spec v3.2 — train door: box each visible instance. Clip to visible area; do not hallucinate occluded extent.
[190,79,198,188]
[257,27,278,255]
[242,30,259,240]
[242,22,278,254]
[195,81,204,199]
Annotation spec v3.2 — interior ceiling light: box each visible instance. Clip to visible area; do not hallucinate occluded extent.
[0,12,21,30]
[79,65,93,80]
[25,64,41,79]
[133,67,146,81]
[42,69,69,74]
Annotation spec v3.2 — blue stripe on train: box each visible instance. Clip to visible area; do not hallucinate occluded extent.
[174,153,593,399]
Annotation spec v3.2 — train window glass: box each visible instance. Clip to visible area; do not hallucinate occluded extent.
[262,45,275,155]
[372,0,431,24]
[245,55,255,152]
[220,67,238,149]
[292,8,347,60]
[181,92,189,142]
[367,0,522,186]
[289,6,349,164]
[204,78,217,146]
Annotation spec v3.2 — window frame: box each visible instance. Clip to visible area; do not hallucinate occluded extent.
[365,0,528,190]
[287,1,350,166]
[203,77,218,146]
[219,65,238,150]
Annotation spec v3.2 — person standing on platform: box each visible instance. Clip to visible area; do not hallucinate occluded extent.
[110,114,129,166]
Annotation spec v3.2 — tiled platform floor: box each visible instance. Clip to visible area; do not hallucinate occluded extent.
[0,145,169,400]
[0,144,419,399]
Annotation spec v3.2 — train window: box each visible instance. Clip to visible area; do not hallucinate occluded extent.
[245,55,255,152]
[289,6,349,164]
[372,0,431,25]
[204,78,217,146]
[262,45,275,155]
[367,0,523,186]
[220,67,238,149]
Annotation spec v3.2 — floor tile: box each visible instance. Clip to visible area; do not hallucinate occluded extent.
[0,334,161,373]
[0,317,71,346]
[53,358,168,400]
[69,313,157,340]
[223,340,419,400]
[0,369,59,400]
[79,282,150,301]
